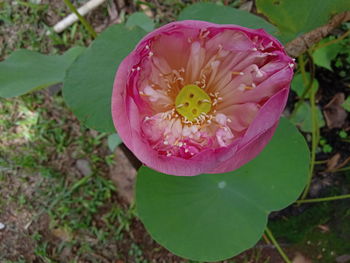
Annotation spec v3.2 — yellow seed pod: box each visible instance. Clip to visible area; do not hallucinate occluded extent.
[175,85,212,121]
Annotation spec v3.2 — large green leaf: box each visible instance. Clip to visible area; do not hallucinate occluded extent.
[136,118,309,261]
[126,12,155,32]
[0,47,85,98]
[178,3,277,36]
[63,25,146,133]
[256,0,350,43]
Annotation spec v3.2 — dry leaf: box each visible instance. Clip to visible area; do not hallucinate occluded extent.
[293,252,312,263]
[336,254,350,263]
[337,157,350,170]
[328,156,350,172]
[317,224,330,233]
[51,227,73,242]
[323,93,348,129]
[326,153,341,171]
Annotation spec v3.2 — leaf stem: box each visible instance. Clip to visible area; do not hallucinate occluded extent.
[265,228,291,263]
[331,166,350,173]
[314,160,328,164]
[63,0,97,39]
[296,194,350,204]
[299,54,309,84]
[290,55,312,119]
[300,52,318,200]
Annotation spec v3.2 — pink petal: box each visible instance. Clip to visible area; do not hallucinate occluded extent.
[112,20,294,176]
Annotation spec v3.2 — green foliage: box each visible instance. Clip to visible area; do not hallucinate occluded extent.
[126,12,155,32]
[107,133,122,152]
[322,144,333,153]
[320,138,333,153]
[136,118,309,261]
[269,197,350,262]
[339,130,348,139]
[291,73,319,98]
[0,47,85,98]
[178,2,277,35]
[256,0,350,43]
[63,24,147,133]
[0,1,49,56]
[290,102,325,133]
[313,41,343,71]
[0,0,93,56]
[342,96,350,112]
[48,175,116,231]
[269,203,332,243]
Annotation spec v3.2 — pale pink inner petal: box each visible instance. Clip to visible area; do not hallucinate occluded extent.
[221,103,260,133]
[151,31,191,70]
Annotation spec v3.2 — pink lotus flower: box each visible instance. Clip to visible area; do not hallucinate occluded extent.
[112,20,294,176]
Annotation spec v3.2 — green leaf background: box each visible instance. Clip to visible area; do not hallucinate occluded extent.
[0,47,84,98]
[63,24,147,133]
[126,12,155,32]
[178,3,277,36]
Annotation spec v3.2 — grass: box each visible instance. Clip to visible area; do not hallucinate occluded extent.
[0,92,141,262]
[0,0,145,257]
[0,0,93,58]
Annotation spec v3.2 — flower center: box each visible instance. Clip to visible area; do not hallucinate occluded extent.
[175,84,212,122]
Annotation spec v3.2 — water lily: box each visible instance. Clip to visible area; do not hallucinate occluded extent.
[112,20,294,176]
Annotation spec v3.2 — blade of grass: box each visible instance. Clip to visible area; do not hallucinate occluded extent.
[312,29,350,51]
[265,228,291,263]
[330,165,350,173]
[314,160,328,164]
[296,194,350,204]
[63,0,97,39]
